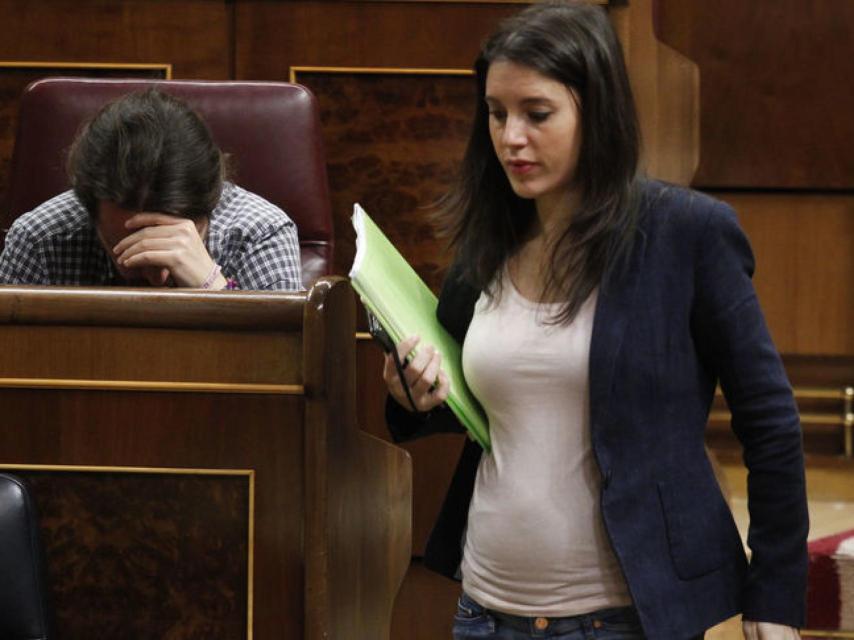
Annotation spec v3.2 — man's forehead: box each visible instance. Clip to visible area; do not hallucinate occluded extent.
[95,202,137,242]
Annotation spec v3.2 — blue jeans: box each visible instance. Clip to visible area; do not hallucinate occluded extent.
[452,592,646,639]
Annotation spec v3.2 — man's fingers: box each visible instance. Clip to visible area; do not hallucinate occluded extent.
[124,212,188,229]
[113,224,195,256]
[119,249,175,269]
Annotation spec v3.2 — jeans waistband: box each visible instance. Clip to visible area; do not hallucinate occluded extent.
[461,592,640,635]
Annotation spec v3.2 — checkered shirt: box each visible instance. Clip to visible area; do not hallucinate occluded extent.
[0,182,303,290]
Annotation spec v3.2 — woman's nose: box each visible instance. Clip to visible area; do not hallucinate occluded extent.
[502,116,527,147]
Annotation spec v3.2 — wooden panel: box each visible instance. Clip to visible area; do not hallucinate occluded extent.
[0,63,169,211]
[0,0,230,79]
[391,560,458,640]
[295,69,474,289]
[0,0,230,213]
[656,0,854,189]
[0,389,303,640]
[610,0,699,185]
[235,2,522,79]
[0,325,300,384]
[0,280,413,639]
[714,192,854,357]
[15,469,250,639]
[303,278,412,640]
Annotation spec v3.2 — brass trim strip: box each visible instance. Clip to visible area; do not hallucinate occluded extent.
[0,377,303,395]
[0,462,252,475]
[0,60,173,79]
[0,462,254,638]
[709,410,846,426]
[354,1,534,3]
[715,386,852,400]
[796,388,853,400]
[290,65,472,83]
[349,0,606,4]
[800,631,854,639]
[247,470,255,640]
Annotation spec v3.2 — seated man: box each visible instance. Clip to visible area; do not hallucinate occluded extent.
[0,89,302,290]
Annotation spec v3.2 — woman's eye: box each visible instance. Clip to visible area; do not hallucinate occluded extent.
[528,111,551,123]
[488,110,507,122]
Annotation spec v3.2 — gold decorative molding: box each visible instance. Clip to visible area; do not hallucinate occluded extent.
[346,0,607,4]
[0,462,254,639]
[0,60,172,78]
[289,65,471,84]
[711,385,854,457]
[0,377,303,395]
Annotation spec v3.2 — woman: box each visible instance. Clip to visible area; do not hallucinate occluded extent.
[382,2,807,638]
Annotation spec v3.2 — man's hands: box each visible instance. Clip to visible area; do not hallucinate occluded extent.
[112,213,225,288]
[742,621,800,639]
[382,335,450,413]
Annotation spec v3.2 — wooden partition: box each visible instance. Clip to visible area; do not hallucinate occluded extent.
[0,278,411,640]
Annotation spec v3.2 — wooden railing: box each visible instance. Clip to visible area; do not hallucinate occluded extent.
[709,386,854,458]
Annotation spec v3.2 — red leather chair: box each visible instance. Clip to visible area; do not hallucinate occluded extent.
[2,78,334,287]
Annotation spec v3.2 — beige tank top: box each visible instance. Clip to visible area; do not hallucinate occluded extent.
[460,272,631,616]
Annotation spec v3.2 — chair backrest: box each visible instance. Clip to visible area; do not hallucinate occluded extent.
[0,473,51,640]
[2,78,334,287]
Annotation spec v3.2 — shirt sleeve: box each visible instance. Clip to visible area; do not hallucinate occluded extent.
[0,223,48,284]
[691,201,808,627]
[227,218,303,291]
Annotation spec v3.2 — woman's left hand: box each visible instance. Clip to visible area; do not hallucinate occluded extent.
[742,621,800,639]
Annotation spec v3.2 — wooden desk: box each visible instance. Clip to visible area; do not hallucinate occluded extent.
[0,278,411,640]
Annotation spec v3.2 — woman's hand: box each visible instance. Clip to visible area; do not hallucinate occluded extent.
[382,335,450,413]
[742,621,800,639]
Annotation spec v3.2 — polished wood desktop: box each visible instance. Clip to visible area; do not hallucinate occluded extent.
[0,278,411,640]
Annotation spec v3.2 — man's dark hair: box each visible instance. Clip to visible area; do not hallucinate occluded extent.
[67,89,225,220]
[441,0,643,324]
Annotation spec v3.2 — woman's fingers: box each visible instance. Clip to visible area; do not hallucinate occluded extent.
[381,337,449,412]
[411,349,441,397]
[434,370,451,402]
[395,335,420,366]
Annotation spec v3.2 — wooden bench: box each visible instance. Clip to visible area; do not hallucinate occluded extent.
[0,277,411,639]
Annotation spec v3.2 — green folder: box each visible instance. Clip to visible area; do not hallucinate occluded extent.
[349,204,490,451]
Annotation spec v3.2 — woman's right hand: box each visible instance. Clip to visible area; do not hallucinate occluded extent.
[382,335,450,413]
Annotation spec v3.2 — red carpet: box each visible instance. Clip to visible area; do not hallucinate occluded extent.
[807,529,854,630]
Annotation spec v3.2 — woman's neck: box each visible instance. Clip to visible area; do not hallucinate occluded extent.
[534,187,582,242]
[507,188,581,302]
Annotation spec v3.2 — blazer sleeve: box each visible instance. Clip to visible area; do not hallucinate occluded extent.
[691,201,808,627]
[385,399,465,443]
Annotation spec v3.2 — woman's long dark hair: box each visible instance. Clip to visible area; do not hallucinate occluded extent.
[441,0,642,324]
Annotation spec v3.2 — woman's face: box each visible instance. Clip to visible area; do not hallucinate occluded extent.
[485,60,582,217]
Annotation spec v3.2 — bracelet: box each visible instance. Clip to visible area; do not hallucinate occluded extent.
[200,264,221,289]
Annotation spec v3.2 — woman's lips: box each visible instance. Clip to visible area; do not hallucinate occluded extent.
[507,160,536,175]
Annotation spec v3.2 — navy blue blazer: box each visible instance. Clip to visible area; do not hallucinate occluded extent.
[386,180,808,639]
